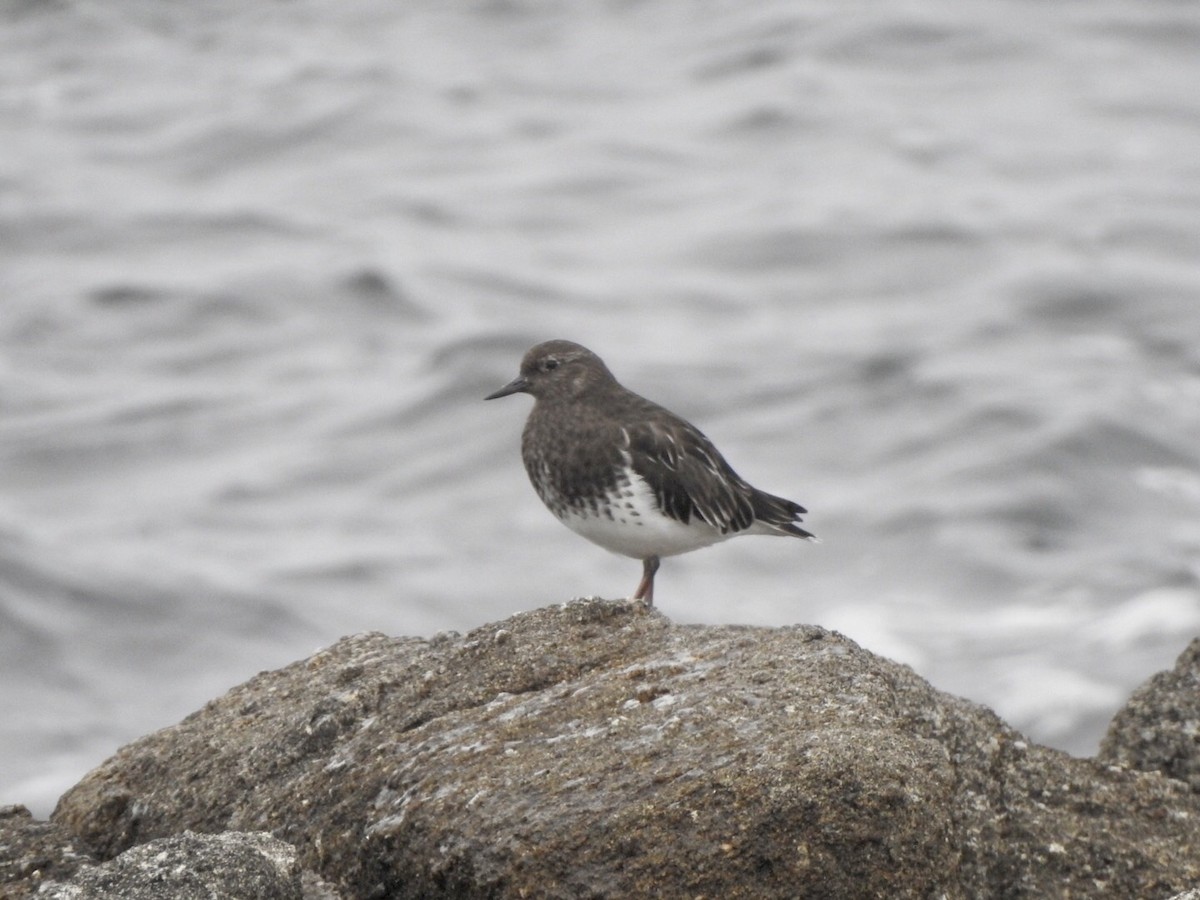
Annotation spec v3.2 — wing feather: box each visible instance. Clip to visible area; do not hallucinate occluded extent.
[625,418,758,534]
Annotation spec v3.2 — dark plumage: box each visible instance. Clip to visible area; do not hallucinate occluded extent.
[485,339,815,605]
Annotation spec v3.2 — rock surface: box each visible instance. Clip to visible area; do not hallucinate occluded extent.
[39,831,304,900]
[30,600,1200,898]
[1100,637,1200,791]
[0,804,93,899]
[0,808,342,900]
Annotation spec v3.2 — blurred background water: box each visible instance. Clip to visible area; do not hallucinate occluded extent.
[3,0,1200,817]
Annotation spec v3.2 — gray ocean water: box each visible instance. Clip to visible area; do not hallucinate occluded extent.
[4,0,1200,818]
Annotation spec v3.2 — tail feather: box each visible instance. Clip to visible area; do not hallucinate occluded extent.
[751,490,817,541]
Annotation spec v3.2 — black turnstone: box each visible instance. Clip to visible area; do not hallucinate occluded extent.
[485,339,815,605]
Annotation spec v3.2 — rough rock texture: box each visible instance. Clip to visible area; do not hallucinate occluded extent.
[47,600,1200,899]
[1100,637,1200,792]
[40,831,303,900]
[0,804,94,899]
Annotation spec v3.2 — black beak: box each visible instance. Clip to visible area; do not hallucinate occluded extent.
[484,376,529,400]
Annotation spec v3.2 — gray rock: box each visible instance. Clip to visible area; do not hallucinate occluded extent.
[49,600,1200,898]
[40,831,301,900]
[1099,637,1200,791]
[0,804,93,899]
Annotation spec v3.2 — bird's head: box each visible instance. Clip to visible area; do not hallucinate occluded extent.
[484,340,616,403]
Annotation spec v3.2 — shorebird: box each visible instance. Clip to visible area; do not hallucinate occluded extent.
[485,340,815,605]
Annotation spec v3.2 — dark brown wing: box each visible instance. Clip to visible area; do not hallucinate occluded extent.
[625,415,807,536]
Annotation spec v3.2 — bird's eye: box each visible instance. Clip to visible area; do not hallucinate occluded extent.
[544,358,559,371]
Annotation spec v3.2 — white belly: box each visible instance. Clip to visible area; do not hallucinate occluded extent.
[552,470,732,559]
